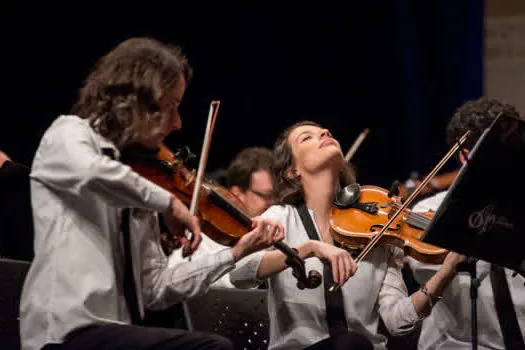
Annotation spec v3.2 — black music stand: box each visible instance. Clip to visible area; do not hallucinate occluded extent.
[421,112,525,350]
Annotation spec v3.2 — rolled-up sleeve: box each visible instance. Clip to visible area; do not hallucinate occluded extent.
[140,217,237,310]
[229,250,266,289]
[377,247,421,335]
[228,205,291,289]
[31,116,171,213]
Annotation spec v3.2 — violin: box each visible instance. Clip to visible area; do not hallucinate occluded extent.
[121,143,322,290]
[327,130,471,291]
[330,184,447,264]
[399,169,459,200]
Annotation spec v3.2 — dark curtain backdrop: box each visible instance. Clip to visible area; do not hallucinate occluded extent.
[2,1,483,189]
[393,0,484,180]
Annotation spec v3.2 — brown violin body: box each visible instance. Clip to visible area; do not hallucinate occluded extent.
[122,144,255,247]
[330,185,448,264]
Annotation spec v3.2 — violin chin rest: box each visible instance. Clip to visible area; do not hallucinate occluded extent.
[333,183,361,208]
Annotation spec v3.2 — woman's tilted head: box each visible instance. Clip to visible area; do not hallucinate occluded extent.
[272,121,356,205]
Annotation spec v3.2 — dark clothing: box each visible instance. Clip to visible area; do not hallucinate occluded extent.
[0,160,33,261]
[42,323,233,350]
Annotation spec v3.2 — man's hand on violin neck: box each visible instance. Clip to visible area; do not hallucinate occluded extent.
[163,196,202,257]
[230,216,285,262]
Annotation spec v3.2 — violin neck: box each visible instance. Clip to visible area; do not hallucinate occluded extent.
[392,203,432,231]
[406,211,431,231]
[208,189,252,226]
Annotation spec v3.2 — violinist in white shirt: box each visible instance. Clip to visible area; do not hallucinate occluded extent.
[229,120,466,350]
[407,97,525,350]
[19,37,284,350]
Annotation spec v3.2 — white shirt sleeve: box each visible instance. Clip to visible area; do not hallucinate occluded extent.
[229,205,290,289]
[229,251,266,289]
[377,247,421,335]
[139,213,236,310]
[411,191,448,213]
[168,233,237,288]
[30,116,171,213]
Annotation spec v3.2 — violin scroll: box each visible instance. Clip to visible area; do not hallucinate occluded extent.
[175,146,196,166]
[275,241,323,289]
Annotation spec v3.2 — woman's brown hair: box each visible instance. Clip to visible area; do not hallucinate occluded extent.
[272,121,356,206]
[71,37,192,149]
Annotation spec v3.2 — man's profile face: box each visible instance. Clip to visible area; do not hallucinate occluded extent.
[136,75,186,149]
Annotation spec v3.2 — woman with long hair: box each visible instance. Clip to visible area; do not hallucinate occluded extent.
[230,121,465,350]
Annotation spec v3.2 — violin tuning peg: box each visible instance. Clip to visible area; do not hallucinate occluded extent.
[186,147,196,162]
[175,146,197,166]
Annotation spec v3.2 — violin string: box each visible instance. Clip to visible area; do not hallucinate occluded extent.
[354,130,470,263]
[389,199,437,233]
[207,185,251,223]
[410,216,432,226]
[356,134,467,260]
[390,202,433,225]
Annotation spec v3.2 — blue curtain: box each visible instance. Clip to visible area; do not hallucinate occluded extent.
[290,1,486,188]
[390,0,484,178]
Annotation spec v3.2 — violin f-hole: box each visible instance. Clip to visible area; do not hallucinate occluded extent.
[370,223,400,232]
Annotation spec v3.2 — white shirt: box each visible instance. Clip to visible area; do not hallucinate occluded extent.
[229,204,421,350]
[169,234,235,288]
[19,115,236,350]
[407,191,525,349]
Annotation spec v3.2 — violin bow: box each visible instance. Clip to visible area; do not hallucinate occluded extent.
[185,100,221,243]
[180,100,220,331]
[344,128,369,163]
[180,100,321,290]
[330,130,471,292]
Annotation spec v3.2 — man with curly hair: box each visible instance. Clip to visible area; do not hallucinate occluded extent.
[19,37,285,350]
[407,97,525,349]
[169,146,275,288]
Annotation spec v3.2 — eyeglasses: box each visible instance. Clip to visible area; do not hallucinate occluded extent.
[248,188,275,202]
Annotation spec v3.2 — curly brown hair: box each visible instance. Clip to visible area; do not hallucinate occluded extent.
[71,37,192,149]
[446,97,521,150]
[272,121,356,206]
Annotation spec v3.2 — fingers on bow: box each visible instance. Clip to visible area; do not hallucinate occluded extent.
[333,251,358,285]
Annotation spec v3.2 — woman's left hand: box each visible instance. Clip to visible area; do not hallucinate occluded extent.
[442,251,466,275]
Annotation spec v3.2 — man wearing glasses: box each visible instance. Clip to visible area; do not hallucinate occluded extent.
[168,147,275,288]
